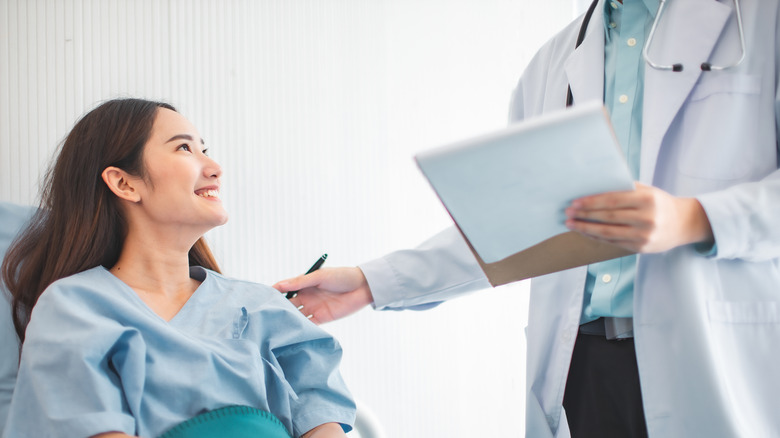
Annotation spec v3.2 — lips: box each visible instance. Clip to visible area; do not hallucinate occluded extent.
[195,187,220,198]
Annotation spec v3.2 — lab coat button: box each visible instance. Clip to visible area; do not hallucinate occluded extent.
[602,274,612,283]
[627,38,637,47]
[619,94,629,104]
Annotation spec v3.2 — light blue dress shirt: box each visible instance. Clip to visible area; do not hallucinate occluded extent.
[3,266,355,438]
[580,0,658,324]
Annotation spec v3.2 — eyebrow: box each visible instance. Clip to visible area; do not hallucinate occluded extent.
[165,134,205,145]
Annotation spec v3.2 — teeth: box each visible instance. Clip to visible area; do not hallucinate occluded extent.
[198,189,220,198]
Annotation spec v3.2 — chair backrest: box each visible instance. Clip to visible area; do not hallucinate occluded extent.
[0,202,37,433]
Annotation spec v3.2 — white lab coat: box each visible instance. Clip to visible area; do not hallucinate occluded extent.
[360,1,780,436]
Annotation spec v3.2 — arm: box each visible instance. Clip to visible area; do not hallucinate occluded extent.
[274,227,490,323]
[3,281,136,437]
[91,433,137,438]
[564,182,714,253]
[302,422,348,438]
[266,300,356,436]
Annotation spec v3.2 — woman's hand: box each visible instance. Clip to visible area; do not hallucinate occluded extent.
[564,183,714,253]
[301,422,348,437]
[273,267,374,324]
[90,433,137,438]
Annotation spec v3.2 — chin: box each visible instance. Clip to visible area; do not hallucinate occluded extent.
[209,210,229,227]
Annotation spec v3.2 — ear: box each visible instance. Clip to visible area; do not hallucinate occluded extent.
[101,166,142,202]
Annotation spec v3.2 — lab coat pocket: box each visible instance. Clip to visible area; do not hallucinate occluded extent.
[677,73,762,180]
[706,300,780,431]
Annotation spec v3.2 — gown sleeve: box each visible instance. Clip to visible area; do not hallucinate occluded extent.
[262,294,356,438]
[3,281,138,438]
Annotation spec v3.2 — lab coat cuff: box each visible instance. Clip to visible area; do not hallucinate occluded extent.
[696,191,739,259]
[358,257,401,310]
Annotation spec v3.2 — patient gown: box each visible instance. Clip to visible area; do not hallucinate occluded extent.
[2,266,355,438]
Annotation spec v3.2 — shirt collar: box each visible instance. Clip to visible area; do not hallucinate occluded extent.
[603,0,660,22]
[602,0,660,36]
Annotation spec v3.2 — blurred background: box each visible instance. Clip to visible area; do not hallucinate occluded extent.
[1,1,585,435]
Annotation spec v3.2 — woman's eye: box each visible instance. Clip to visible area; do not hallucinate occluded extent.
[202,148,209,156]
[177,144,191,152]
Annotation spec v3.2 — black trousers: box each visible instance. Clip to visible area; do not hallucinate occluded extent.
[562,332,649,438]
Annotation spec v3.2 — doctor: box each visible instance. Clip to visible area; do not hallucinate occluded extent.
[275,0,780,436]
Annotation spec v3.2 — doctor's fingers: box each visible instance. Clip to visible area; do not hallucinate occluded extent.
[287,295,318,322]
[569,184,655,211]
[273,270,329,294]
[566,217,652,240]
[566,220,662,253]
[565,208,654,227]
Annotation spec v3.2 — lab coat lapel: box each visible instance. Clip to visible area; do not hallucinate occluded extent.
[640,0,732,183]
[564,1,605,108]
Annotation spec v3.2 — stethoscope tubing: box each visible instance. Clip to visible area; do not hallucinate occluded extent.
[568,0,746,106]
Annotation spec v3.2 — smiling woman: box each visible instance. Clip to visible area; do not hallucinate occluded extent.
[0,99,355,438]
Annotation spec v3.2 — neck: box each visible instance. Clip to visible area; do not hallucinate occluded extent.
[110,222,200,298]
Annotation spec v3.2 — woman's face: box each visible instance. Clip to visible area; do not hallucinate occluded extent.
[133,108,228,232]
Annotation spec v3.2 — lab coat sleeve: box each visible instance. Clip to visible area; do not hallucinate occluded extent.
[695,13,780,262]
[360,227,490,310]
[697,176,780,261]
[3,283,137,438]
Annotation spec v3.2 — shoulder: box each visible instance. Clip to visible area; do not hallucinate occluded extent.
[43,266,116,298]
[198,268,286,304]
[25,268,136,349]
[510,15,585,122]
[526,15,582,72]
[35,267,132,319]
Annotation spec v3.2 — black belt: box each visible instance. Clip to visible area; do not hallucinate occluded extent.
[579,317,634,340]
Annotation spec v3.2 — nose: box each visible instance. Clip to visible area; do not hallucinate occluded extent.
[202,154,222,179]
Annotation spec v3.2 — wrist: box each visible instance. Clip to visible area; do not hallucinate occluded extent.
[682,197,714,246]
[353,267,375,306]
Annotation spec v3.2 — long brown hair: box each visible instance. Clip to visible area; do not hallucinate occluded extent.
[1,98,221,343]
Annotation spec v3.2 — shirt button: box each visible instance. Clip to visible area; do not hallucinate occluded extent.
[627,37,637,47]
[610,1,618,9]
[602,274,613,283]
[619,94,629,104]
[610,22,617,29]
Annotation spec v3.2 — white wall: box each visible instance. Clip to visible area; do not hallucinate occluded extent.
[0,1,573,436]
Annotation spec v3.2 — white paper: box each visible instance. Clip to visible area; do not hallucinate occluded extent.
[415,102,634,264]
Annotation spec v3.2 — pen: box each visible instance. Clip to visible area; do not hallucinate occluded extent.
[286,254,327,299]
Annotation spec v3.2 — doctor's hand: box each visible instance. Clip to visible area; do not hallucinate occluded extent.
[564,183,714,253]
[273,267,374,325]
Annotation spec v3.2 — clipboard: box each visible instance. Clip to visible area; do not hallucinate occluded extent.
[415,102,635,287]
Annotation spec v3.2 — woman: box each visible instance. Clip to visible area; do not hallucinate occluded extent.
[1,99,355,438]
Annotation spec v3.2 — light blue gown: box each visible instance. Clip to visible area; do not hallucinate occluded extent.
[2,266,355,438]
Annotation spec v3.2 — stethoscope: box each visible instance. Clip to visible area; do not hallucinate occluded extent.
[567,0,746,106]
